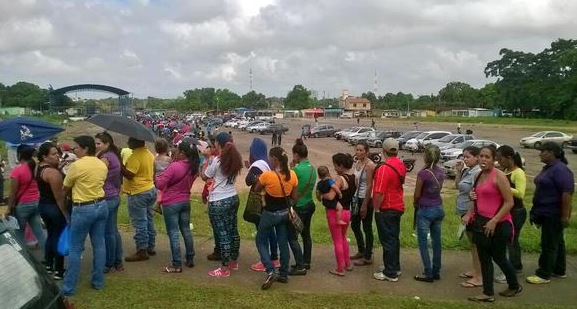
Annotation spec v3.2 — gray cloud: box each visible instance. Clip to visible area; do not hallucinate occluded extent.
[1,0,576,99]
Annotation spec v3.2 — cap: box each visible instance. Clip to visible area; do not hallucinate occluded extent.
[382,138,399,151]
[60,143,72,152]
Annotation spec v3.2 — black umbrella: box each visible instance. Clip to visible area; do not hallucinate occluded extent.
[87,114,156,142]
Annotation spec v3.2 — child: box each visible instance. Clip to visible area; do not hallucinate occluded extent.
[316,166,346,225]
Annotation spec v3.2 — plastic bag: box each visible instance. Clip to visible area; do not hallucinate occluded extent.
[58,225,71,256]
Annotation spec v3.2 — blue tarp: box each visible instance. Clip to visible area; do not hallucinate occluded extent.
[0,117,64,144]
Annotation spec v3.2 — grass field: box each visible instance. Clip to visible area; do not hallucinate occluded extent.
[405,117,577,133]
[72,276,570,309]
[116,188,577,254]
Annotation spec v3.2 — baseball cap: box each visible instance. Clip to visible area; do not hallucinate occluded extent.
[382,138,399,151]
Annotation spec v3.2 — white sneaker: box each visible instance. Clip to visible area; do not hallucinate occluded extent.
[373,271,399,282]
[495,273,507,284]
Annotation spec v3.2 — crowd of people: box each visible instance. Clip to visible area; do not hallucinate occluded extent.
[1,115,574,303]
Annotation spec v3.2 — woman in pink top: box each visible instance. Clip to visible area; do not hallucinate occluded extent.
[466,146,521,302]
[155,141,200,273]
[7,144,45,248]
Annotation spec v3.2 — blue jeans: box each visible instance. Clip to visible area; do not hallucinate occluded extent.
[127,189,157,251]
[14,202,45,250]
[254,220,279,261]
[105,196,123,268]
[375,210,402,278]
[163,202,195,267]
[416,206,445,278]
[62,201,108,296]
[257,209,290,277]
[39,202,67,274]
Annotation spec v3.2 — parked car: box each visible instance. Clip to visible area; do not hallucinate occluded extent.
[520,131,573,149]
[429,134,475,149]
[404,131,451,152]
[247,122,268,133]
[367,131,403,148]
[340,112,353,119]
[397,131,422,150]
[242,121,263,131]
[343,127,375,142]
[310,124,337,137]
[335,127,359,140]
[440,139,500,162]
[567,139,577,154]
[261,124,289,134]
[349,131,376,145]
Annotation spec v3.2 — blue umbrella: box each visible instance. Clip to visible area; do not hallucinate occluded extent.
[0,117,64,144]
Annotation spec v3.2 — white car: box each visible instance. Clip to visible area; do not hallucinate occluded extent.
[341,127,374,141]
[441,140,500,162]
[429,134,475,149]
[247,122,269,133]
[519,131,573,149]
[404,131,451,151]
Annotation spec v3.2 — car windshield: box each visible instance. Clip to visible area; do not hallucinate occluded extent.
[415,132,428,139]
[438,135,456,142]
[399,131,419,139]
[530,132,546,138]
[455,140,475,149]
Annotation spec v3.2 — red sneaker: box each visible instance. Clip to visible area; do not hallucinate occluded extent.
[229,261,239,271]
[273,260,281,269]
[208,267,230,278]
[251,262,266,272]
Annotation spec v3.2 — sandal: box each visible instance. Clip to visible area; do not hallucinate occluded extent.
[461,280,483,288]
[163,266,182,273]
[468,295,495,303]
[459,272,474,279]
[329,269,345,277]
[354,259,373,266]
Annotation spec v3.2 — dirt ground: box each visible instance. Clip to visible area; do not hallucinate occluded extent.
[61,117,576,196]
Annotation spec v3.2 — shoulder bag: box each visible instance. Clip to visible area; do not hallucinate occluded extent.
[275,171,304,233]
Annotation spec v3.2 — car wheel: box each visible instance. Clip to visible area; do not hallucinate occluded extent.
[562,141,568,148]
[457,154,463,160]
[314,133,319,138]
[376,142,382,148]
[534,141,542,149]
[573,149,577,154]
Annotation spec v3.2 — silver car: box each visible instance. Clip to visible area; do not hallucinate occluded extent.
[520,131,573,149]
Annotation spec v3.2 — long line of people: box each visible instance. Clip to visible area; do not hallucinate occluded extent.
[3,125,573,303]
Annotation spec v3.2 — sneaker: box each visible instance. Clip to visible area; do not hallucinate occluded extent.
[115,265,125,272]
[498,285,523,297]
[495,273,507,284]
[350,252,364,260]
[272,260,281,269]
[251,262,267,272]
[261,272,277,290]
[208,267,231,278]
[373,271,399,282]
[229,261,239,271]
[552,273,568,279]
[276,276,289,284]
[526,275,550,284]
[289,267,307,276]
[147,249,156,256]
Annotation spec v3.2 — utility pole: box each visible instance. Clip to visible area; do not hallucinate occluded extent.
[249,67,253,92]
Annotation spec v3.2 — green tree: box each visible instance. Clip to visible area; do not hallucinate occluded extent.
[285,85,312,110]
[4,81,48,110]
[361,91,377,105]
[216,89,242,110]
[241,90,267,109]
[437,81,479,107]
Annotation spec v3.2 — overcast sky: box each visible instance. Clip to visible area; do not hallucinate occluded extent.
[1,0,576,99]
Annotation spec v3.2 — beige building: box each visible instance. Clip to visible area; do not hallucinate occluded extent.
[339,90,371,112]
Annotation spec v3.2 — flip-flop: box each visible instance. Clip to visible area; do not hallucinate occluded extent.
[468,295,495,303]
[459,272,474,279]
[461,280,483,288]
[329,269,345,277]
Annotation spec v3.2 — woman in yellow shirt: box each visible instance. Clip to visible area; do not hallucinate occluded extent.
[497,145,527,274]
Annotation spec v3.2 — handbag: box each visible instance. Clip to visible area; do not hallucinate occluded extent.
[274,172,304,233]
[58,225,71,256]
[243,190,264,224]
[351,165,366,216]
